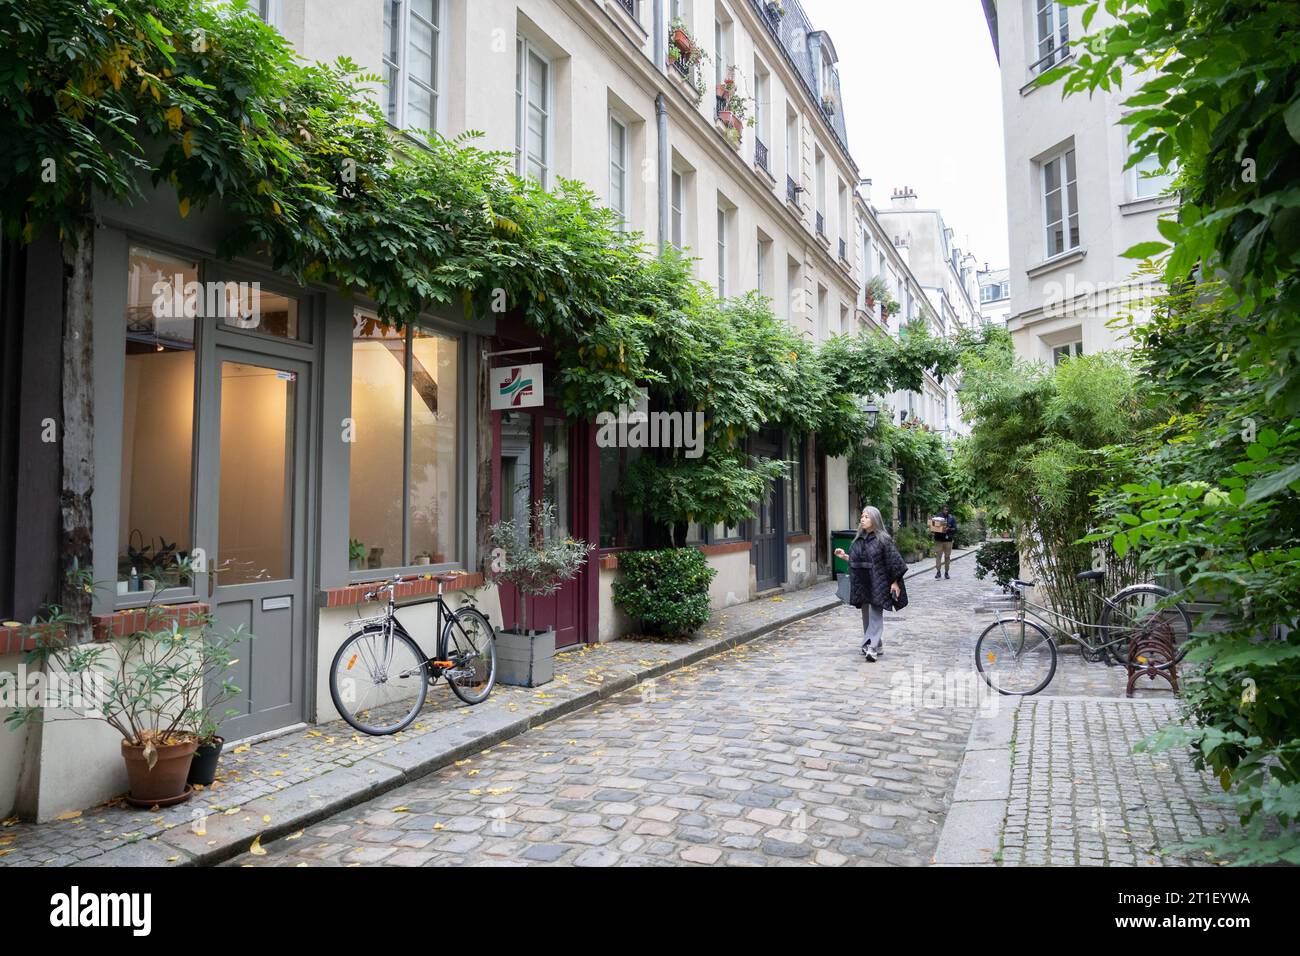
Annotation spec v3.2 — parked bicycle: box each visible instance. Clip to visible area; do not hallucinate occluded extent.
[974,569,1191,696]
[329,572,497,735]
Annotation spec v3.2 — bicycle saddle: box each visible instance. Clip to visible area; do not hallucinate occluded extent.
[1075,569,1106,581]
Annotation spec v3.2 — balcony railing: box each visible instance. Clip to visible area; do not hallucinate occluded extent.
[786,175,799,206]
[672,54,690,78]
[816,211,825,237]
[838,238,847,261]
[755,137,770,174]
[616,0,636,15]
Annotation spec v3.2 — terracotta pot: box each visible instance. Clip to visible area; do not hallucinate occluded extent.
[672,28,692,56]
[121,736,198,804]
[718,110,736,129]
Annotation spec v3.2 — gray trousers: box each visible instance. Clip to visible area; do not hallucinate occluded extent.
[861,603,884,651]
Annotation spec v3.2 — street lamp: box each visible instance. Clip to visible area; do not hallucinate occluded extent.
[864,400,879,427]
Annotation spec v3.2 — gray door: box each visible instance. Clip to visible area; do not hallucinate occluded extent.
[751,432,786,591]
[202,348,310,741]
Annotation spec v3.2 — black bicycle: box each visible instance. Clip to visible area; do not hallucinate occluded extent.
[329,572,497,735]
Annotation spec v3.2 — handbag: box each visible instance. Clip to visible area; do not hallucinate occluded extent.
[836,573,852,605]
[889,576,909,611]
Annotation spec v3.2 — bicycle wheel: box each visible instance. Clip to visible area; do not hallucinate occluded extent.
[329,625,428,735]
[441,607,497,705]
[975,618,1057,695]
[1100,584,1193,666]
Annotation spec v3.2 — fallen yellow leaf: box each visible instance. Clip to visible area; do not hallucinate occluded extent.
[248,835,267,856]
[262,815,272,824]
[54,810,82,821]
[286,830,304,841]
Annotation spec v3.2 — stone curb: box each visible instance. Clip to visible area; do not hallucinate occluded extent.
[157,588,847,867]
[931,694,1019,866]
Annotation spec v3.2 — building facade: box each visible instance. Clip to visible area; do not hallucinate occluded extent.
[0,0,881,820]
[980,0,1176,366]
[977,264,1012,326]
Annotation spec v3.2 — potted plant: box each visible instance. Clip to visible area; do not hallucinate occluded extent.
[185,629,244,787]
[821,90,838,116]
[669,16,693,56]
[486,501,592,687]
[765,1,786,23]
[348,538,365,572]
[7,563,249,807]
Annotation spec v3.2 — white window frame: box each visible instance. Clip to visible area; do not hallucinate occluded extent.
[1042,146,1079,258]
[1032,0,1070,75]
[516,37,553,187]
[717,206,728,297]
[383,0,446,141]
[1052,340,1083,365]
[609,113,629,228]
[1131,149,1176,199]
[671,169,685,250]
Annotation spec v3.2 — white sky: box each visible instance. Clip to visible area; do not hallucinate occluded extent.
[799,0,1010,268]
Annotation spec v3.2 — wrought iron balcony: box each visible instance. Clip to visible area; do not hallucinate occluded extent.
[839,238,847,261]
[616,0,636,15]
[786,175,800,206]
[816,211,825,237]
[755,137,770,174]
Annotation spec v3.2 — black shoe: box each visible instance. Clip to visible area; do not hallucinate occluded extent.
[864,648,877,663]
[945,572,950,579]
[935,571,941,579]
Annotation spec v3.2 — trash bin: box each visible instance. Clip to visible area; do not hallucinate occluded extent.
[831,529,856,578]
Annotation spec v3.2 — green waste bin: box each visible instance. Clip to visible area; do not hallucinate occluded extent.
[831,530,856,578]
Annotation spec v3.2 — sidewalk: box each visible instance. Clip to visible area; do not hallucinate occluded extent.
[2,552,971,868]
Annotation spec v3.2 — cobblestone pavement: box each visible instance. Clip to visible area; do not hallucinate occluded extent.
[999,697,1235,867]
[231,553,1072,867]
[0,578,846,866]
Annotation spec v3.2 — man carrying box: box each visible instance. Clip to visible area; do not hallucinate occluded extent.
[929,505,957,579]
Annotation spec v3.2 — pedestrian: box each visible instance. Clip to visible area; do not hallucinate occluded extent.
[833,506,907,663]
[930,505,957,579]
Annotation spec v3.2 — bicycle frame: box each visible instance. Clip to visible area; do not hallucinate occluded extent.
[346,578,470,676]
[994,587,1131,655]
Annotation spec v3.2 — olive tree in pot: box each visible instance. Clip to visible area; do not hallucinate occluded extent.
[7,564,248,807]
[486,502,592,687]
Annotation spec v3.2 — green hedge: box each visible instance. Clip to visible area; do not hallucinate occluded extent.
[612,548,717,637]
[974,540,1020,588]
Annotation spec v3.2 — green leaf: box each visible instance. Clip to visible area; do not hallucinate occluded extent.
[1112,532,1129,558]
[1245,460,1300,503]
[1121,240,1170,260]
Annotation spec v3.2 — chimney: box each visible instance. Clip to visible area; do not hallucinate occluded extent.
[857,178,872,203]
[890,186,918,210]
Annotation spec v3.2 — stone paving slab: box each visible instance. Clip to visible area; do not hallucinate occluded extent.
[5,557,979,868]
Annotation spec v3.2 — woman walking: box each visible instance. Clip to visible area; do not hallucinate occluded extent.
[834,506,907,662]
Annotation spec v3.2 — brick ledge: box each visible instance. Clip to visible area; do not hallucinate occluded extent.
[1,603,211,654]
[322,572,485,609]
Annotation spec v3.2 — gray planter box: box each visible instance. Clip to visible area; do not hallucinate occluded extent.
[496,628,555,687]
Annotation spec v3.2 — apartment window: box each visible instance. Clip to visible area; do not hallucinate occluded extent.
[717,206,728,297]
[1053,340,1083,365]
[609,113,628,226]
[756,235,772,296]
[1132,150,1176,199]
[671,169,685,249]
[1033,0,1070,74]
[383,0,443,139]
[515,38,551,186]
[256,0,281,26]
[1043,147,1079,257]
[785,436,807,533]
[350,311,461,572]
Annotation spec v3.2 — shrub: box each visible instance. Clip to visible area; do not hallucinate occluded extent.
[612,548,717,637]
[974,539,1021,588]
[894,525,929,560]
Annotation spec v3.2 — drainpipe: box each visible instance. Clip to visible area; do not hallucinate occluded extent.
[655,0,669,252]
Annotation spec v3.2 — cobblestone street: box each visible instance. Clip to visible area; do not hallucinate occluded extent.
[231,554,1197,868]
